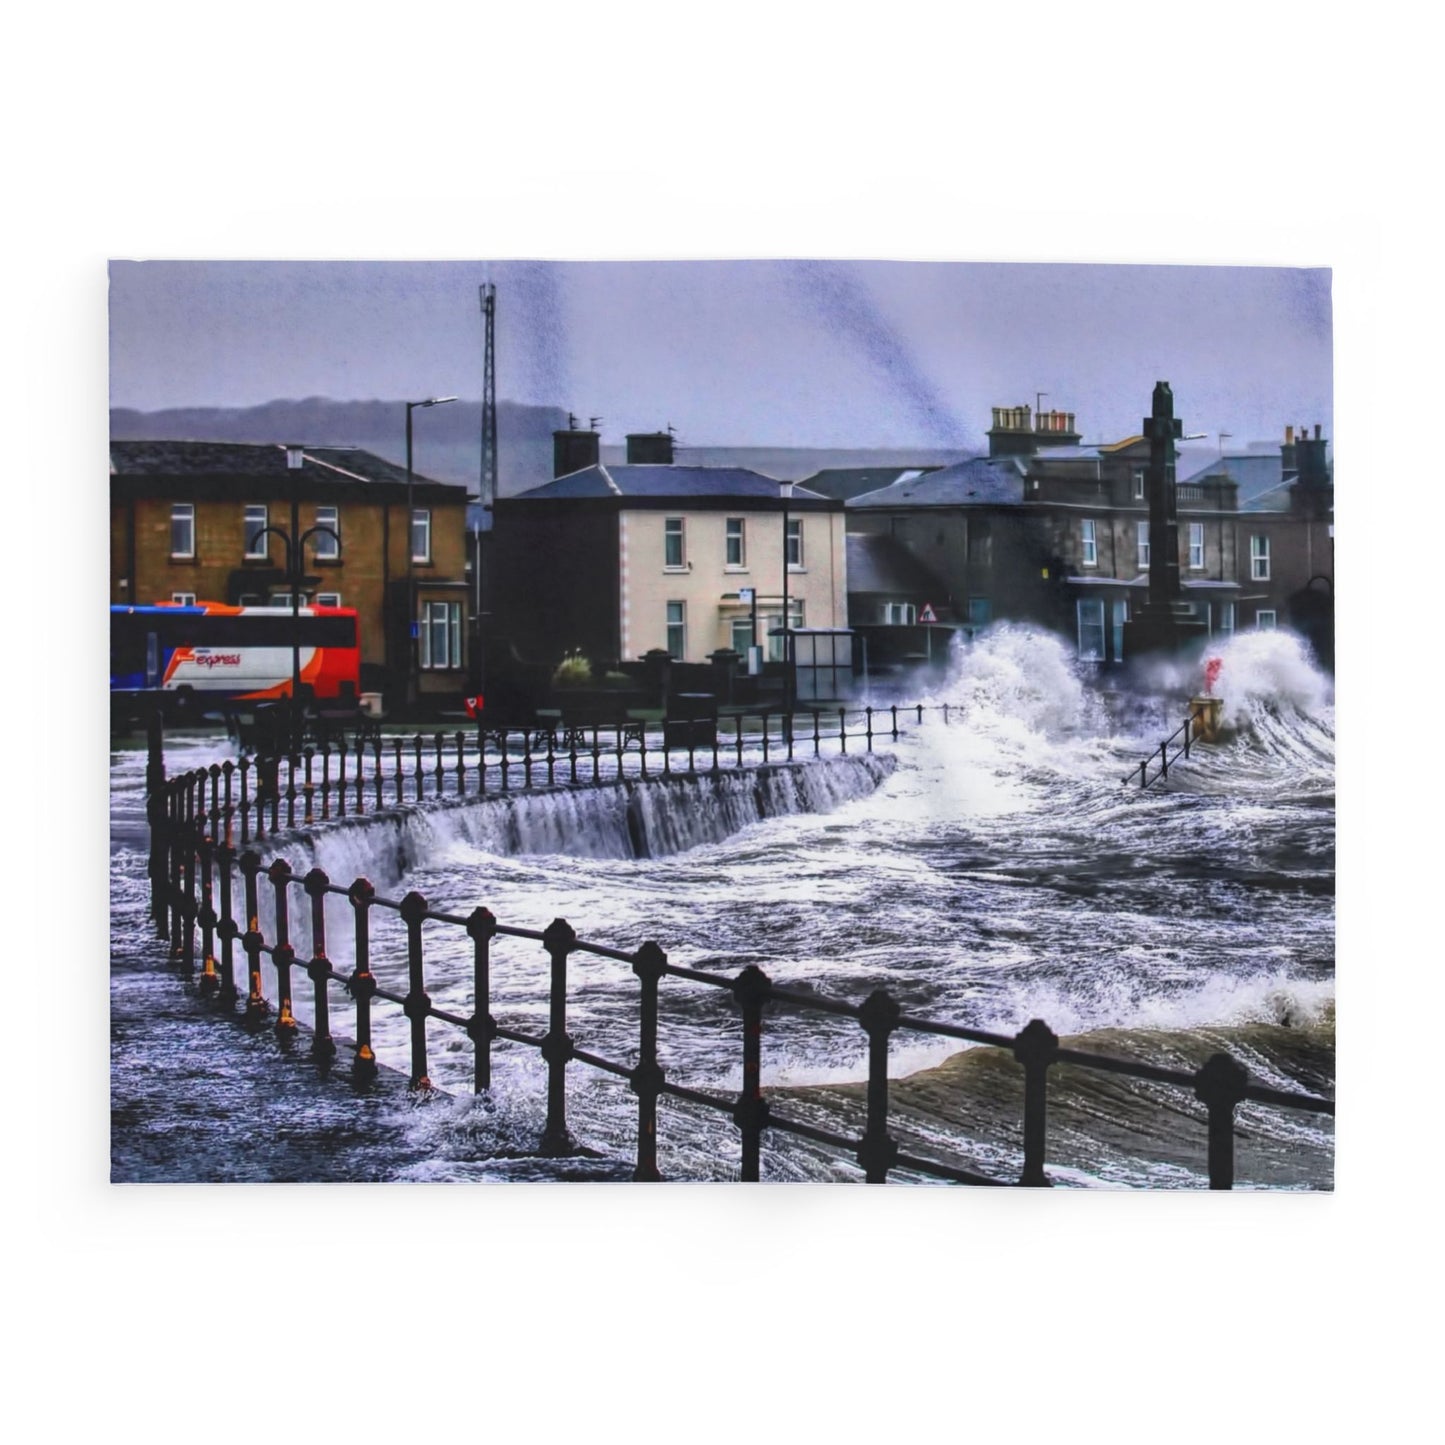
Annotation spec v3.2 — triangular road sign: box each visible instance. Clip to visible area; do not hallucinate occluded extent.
[919,603,938,624]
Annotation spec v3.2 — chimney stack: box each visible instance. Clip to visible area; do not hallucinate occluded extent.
[625,430,675,465]
[553,419,601,478]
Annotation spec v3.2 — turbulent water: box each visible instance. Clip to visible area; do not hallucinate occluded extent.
[109,625,1335,1188]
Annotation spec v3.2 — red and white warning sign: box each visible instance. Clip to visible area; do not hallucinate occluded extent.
[464,695,484,718]
[919,603,938,624]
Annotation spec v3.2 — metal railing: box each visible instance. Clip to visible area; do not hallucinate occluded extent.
[188,703,948,847]
[1124,714,1197,789]
[146,761,1335,1189]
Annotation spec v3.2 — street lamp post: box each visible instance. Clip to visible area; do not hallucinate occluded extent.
[404,396,457,711]
[780,479,795,719]
[253,445,342,751]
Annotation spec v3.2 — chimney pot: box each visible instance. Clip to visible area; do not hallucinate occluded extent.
[1285,425,1294,444]
[1315,423,1322,440]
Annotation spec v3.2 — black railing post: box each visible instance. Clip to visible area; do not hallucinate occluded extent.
[196,829,220,996]
[500,728,511,792]
[591,724,602,785]
[318,742,331,821]
[523,730,534,789]
[373,735,384,811]
[346,878,377,1082]
[268,859,297,1038]
[891,704,898,740]
[393,737,405,805]
[1194,1052,1250,1190]
[304,867,336,1061]
[456,731,467,796]
[285,752,298,831]
[221,760,235,848]
[546,725,556,787]
[838,706,847,755]
[465,907,498,1094]
[300,747,314,825]
[238,755,252,847]
[630,941,668,1182]
[238,849,267,1024]
[730,964,773,1182]
[811,708,821,757]
[1012,1019,1059,1187]
[735,714,744,768]
[399,890,432,1090]
[857,989,901,1184]
[916,704,923,725]
[539,918,577,1155]
[216,832,238,1004]
[434,732,445,798]
[335,740,346,819]
[178,778,197,971]
[865,706,874,753]
[413,735,425,802]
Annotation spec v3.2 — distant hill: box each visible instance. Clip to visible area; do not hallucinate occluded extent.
[109,398,566,495]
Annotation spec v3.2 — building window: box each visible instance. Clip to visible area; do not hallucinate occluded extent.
[237,593,264,606]
[882,602,917,626]
[1111,598,1128,661]
[270,593,301,609]
[664,517,685,569]
[786,518,804,569]
[314,504,340,559]
[731,618,755,655]
[1256,609,1277,631]
[1219,603,1236,636]
[171,592,196,606]
[411,509,432,563]
[244,504,268,559]
[725,517,746,568]
[1076,598,1106,661]
[1250,534,1271,580]
[170,503,195,559]
[1137,520,1151,568]
[1133,469,1146,500]
[1081,519,1098,567]
[315,592,342,608]
[666,601,686,659]
[420,601,462,668]
[1189,522,1205,569]
[967,597,992,627]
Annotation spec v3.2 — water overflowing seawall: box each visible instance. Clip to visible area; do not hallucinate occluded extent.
[269,753,897,891]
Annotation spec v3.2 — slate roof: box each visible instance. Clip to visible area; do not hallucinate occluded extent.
[109,439,460,492]
[511,464,830,502]
[797,467,942,501]
[846,534,949,597]
[1181,452,1287,508]
[846,456,1027,509]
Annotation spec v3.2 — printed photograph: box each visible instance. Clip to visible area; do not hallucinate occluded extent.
[108,259,1335,1186]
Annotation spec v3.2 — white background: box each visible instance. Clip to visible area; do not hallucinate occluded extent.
[5,4,1436,1441]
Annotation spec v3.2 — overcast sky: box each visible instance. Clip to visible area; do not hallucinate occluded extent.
[109,259,1332,452]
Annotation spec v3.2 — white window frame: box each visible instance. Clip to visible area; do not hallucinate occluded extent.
[244,504,268,559]
[1133,469,1146,500]
[314,504,340,560]
[315,592,342,609]
[1081,519,1098,567]
[1137,520,1151,568]
[170,503,195,559]
[419,600,462,669]
[1189,522,1205,570]
[730,618,755,654]
[786,517,804,569]
[411,508,432,564]
[237,593,264,607]
[1250,534,1271,581]
[666,600,686,659]
[664,517,686,570]
[725,517,746,569]
[1076,598,1106,661]
[170,591,197,606]
[270,593,302,609]
[882,602,917,626]
[1220,602,1236,636]
[1256,609,1277,631]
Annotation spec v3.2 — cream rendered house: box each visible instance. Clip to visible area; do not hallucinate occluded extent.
[490,430,847,669]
